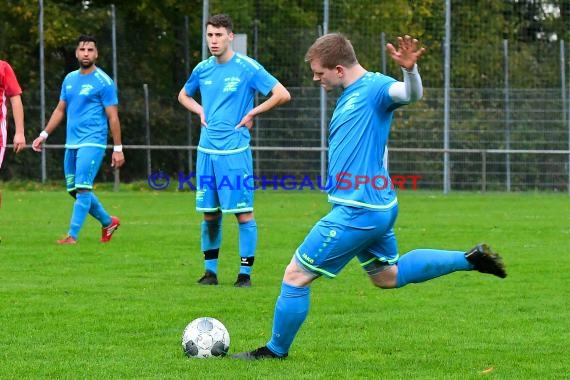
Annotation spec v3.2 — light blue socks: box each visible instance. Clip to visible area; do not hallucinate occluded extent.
[89,192,111,227]
[266,282,310,356]
[68,192,92,239]
[201,219,222,274]
[238,219,257,275]
[396,249,471,288]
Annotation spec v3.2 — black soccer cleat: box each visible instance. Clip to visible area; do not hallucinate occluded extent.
[197,270,218,285]
[233,273,251,288]
[465,243,507,278]
[231,346,287,360]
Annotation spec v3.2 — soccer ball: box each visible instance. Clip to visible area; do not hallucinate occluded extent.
[181,317,230,358]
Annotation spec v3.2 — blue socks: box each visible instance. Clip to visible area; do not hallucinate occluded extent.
[68,192,92,239]
[67,191,112,240]
[266,282,310,356]
[396,249,472,288]
[238,219,257,275]
[261,250,470,356]
[201,219,222,274]
[200,218,257,276]
[89,192,111,227]
[262,250,470,356]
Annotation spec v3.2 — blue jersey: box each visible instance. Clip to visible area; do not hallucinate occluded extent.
[327,72,400,210]
[60,68,118,148]
[183,53,278,152]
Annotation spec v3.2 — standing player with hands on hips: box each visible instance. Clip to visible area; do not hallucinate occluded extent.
[178,14,291,288]
[232,33,506,360]
[32,35,124,245]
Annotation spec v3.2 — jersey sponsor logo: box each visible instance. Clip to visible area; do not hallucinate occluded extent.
[223,77,240,93]
[79,84,94,96]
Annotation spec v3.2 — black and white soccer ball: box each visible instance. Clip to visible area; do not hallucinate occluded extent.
[181,317,230,358]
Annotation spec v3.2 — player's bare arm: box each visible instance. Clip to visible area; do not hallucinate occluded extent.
[9,94,25,152]
[32,100,67,152]
[235,83,291,129]
[106,105,125,168]
[178,88,207,127]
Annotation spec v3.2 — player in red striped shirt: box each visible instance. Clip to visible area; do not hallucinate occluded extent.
[0,59,26,207]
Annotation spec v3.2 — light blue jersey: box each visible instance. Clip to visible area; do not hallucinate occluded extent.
[326,72,399,210]
[60,68,118,148]
[183,53,278,152]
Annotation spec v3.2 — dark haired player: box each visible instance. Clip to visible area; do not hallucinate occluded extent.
[178,14,291,287]
[33,35,124,244]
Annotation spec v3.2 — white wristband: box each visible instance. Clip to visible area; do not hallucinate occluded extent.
[113,145,123,153]
[40,131,49,140]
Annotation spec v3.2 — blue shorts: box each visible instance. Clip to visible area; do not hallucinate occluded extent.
[63,147,105,192]
[195,148,254,214]
[295,204,399,278]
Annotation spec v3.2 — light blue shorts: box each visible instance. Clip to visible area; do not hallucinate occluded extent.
[63,147,105,192]
[195,148,254,214]
[295,204,400,278]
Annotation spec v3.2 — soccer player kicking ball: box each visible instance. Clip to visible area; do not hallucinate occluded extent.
[232,33,506,360]
[32,35,124,245]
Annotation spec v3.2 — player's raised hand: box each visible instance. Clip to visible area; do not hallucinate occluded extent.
[386,35,426,70]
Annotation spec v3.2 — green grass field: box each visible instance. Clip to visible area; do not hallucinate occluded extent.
[1,187,568,379]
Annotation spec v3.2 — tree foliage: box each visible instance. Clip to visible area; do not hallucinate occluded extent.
[0,0,567,184]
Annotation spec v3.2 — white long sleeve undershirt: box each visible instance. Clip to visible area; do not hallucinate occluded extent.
[388,64,423,104]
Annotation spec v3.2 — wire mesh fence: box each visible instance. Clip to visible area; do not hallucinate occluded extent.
[2,0,569,192]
